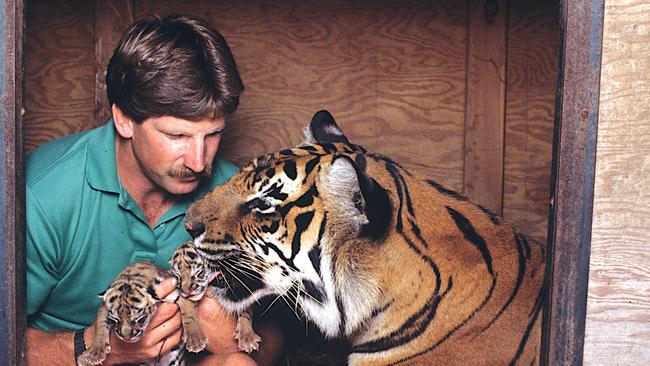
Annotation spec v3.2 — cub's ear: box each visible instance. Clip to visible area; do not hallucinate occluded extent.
[321,156,391,240]
[303,110,350,144]
[98,290,107,299]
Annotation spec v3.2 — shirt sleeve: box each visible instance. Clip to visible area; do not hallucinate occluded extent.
[26,185,62,318]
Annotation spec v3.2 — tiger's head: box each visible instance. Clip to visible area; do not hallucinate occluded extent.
[185,110,393,337]
[102,279,159,343]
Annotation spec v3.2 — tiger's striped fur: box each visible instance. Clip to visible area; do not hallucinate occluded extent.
[78,261,207,366]
[184,111,546,365]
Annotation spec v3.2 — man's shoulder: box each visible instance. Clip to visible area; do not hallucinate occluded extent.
[214,157,238,178]
[208,157,238,187]
[26,126,108,187]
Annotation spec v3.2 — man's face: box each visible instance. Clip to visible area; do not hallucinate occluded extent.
[130,115,226,195]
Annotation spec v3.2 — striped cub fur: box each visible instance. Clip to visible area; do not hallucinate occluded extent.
[78,261,207,366]
[169,242,261,353]
[184,110,547,365]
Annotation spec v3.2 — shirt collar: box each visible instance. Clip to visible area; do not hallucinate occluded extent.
[85,120,120,193]
[159,173,218,222]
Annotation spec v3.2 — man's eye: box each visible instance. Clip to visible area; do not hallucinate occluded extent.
[164,132,184,139]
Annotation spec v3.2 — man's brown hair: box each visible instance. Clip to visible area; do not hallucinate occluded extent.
[106,14,244,122]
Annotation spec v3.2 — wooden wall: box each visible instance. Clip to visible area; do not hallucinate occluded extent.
[24,0,558,242]
[584,0,650,363]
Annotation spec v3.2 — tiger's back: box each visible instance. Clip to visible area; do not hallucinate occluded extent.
[184,110,546,365]
[347,163,545,365]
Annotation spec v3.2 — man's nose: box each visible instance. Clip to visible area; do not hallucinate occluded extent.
[185,138,206,173]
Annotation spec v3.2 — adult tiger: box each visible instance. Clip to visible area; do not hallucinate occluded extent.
[184,110,546,365]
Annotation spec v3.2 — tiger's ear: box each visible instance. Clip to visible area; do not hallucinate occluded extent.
[303,110,350,144]
[322,156,391,240]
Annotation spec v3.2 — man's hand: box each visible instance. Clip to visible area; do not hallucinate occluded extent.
[85,277,182,365]
[196,293,284,366]
[197,291,240,355]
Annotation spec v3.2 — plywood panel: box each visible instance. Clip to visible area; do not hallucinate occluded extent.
[503,0,558,243]
[584,0,650,363]
[24,0,94,153]
[464,0,507,215]
[135,0,468,190]
[95,0,135,125]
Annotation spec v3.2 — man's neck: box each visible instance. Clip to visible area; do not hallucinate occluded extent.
[115,136,176,227]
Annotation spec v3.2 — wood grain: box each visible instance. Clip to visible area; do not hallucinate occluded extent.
[95,0,135,126]
[503,0,557,243]
[135,0,468,190]
[24,0,94,153]
[584,0,650,363]
[465,0,507,215]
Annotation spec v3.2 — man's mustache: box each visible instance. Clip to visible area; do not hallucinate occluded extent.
[169,165,212,178]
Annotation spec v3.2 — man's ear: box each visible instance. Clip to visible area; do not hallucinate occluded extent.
[112,104,134,139]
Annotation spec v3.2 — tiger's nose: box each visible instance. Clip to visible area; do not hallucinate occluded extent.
[185,222,205,238]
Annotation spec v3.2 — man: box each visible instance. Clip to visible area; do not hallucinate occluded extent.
[25,15,281,365]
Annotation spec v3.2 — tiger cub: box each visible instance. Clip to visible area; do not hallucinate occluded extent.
[183,110,547,365]
[77,261,207,366]
[169,241,262,353]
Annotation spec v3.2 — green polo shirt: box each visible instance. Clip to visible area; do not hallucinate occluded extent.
[26,121,238,331]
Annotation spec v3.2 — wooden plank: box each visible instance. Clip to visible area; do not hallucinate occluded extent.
[503,0,558,243]
[584,0,650,363]
[0,0,25,364]
[465,0,508,215]
[23,0,94,152]
[542,0,604,364]
[95,0,135,125]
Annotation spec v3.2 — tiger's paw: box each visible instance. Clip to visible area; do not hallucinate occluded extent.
[234,325,262,353]
[183,328,208,353]
[77,345,108,366]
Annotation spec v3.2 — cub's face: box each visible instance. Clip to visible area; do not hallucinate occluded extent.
[103,285,158,342]
[185,152,333,313]
[169,241,214,301]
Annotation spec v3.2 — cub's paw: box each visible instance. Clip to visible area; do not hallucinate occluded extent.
[77,345,108,366]
[234,326,262,353]
[183,328,208,353]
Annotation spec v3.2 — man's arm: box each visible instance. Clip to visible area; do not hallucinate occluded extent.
[25,327,76,365]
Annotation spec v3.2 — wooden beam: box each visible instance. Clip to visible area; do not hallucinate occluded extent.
[542,0,605,364]
[0,0,25,364]
[465,0,508,215]
[94,0,135,125]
